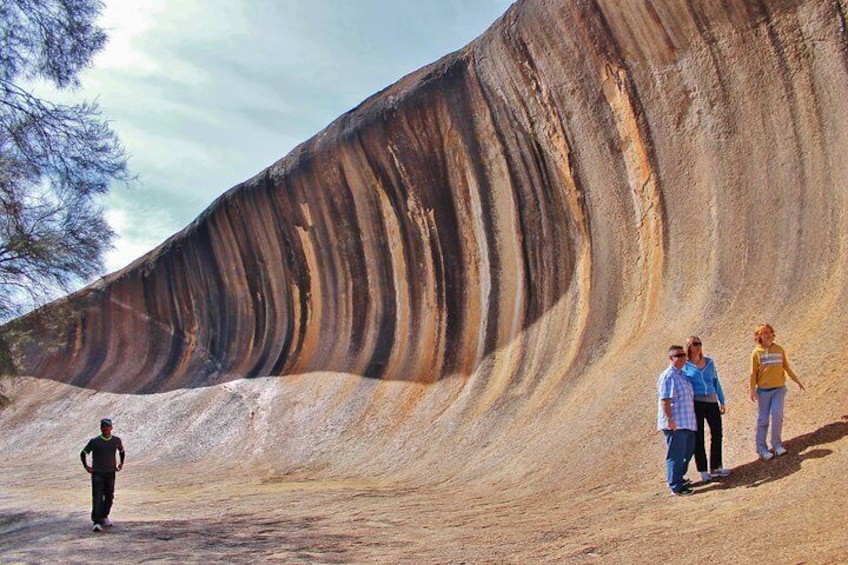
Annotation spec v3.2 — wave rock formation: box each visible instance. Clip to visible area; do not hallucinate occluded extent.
[6,0,848,482]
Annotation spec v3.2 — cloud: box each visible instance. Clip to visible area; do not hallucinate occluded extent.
[104,205,174,272]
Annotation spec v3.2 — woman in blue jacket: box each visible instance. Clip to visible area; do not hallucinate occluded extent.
[683,336,731,482]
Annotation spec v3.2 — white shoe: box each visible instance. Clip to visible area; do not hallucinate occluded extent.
[759,450,774,461]
[710,468,731,478]
[92,523,102,532]
[700,471,712,483]
[774,446,788,457]
[102,517,113,527]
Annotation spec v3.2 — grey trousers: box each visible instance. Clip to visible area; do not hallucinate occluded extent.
[755,386,787,453]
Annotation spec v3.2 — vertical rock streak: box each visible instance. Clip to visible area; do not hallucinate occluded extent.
[601,62,665,328]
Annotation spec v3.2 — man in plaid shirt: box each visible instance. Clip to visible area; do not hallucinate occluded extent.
[657,345,697,495]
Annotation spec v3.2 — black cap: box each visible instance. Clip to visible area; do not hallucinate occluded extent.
[100,418,113,427]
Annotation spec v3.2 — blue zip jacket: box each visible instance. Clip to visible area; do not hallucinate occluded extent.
[682,357,726,406]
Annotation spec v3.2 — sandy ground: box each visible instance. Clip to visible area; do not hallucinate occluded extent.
[1,375,846,565]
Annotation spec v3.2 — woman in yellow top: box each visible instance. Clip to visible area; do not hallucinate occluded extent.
[750,324,806,460]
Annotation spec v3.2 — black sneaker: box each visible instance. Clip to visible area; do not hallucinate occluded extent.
[92,523,103,532]
[672,487,695,496]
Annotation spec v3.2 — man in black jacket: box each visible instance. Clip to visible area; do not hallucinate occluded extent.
[80,418,125,532]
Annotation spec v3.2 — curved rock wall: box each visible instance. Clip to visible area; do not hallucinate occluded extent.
[9,0,848,405]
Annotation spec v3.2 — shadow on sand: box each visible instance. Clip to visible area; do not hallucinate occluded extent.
[697,415,848,492]
[0,510,360,564]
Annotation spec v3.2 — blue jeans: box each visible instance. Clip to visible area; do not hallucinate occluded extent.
[663,429,695,493]
[756,386,787,453]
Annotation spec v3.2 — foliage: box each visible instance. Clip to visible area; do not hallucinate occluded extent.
[0,0,130,321]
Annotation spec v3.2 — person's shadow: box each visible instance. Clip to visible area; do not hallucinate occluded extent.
[698,415,848,491]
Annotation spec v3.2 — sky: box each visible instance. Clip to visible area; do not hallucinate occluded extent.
[70,0,514,274]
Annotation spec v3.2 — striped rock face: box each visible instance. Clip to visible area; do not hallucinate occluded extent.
[7,0,848,399]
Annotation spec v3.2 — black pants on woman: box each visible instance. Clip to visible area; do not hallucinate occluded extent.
[694,401,723,472]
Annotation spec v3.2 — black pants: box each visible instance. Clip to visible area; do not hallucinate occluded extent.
[694,401,723,472]
[91,471,116,524]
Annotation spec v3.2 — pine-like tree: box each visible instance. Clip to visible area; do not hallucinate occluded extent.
[0,0,130,320]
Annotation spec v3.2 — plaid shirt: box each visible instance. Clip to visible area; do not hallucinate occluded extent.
[657,364,696,431]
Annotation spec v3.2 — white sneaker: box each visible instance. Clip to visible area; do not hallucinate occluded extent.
[92,523,102,532]
[774,446,788,457]
[760,450,774,461]
[710,468,731,478]
[102,517,113,527]
[700,471,712,483]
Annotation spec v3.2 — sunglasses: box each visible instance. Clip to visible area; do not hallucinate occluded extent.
[670,353,686,358]
[691,342,702,346]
